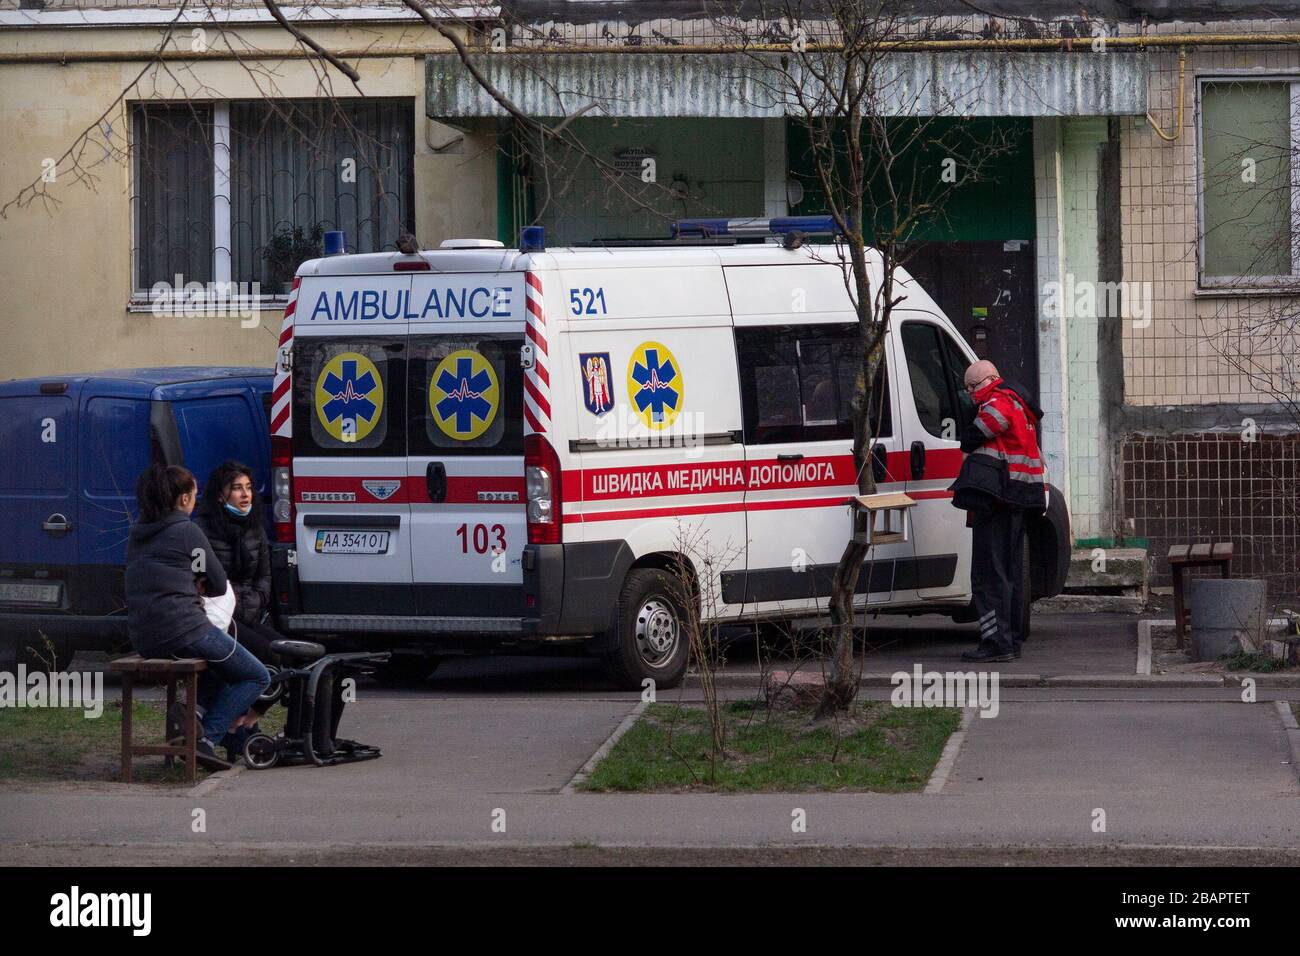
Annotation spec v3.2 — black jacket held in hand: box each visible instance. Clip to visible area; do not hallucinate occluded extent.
[194,500,272,626]
[124,511,228,655]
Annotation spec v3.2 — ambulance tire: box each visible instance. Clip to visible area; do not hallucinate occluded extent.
[602,568,690,691]
[1016,535,1032,643]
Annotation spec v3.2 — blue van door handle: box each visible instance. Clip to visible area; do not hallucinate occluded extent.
[910,442,926,481]
[426,463,447,503]
[43,513,72,535]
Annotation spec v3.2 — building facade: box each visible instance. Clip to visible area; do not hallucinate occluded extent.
[2,1,1298,594]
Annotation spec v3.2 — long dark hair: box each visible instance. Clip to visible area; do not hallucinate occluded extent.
[135,464,196,524]
[203,460,256,510]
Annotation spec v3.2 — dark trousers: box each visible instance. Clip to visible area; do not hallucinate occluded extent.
[970,505,1026,655]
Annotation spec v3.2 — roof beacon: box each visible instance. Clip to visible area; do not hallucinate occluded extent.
[671,216,839,239]
[323,230,348,256]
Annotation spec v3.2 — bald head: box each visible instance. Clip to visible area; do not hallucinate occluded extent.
[964,359,1000,392]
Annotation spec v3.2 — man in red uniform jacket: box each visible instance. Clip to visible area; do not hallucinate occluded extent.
[949,360,1047,662]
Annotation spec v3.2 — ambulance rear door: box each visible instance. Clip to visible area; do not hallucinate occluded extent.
[406,272,528,617]
[291,275,415,616]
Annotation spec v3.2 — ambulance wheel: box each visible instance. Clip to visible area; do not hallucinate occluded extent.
[1016,536,1032,642]
[602,569,690,690]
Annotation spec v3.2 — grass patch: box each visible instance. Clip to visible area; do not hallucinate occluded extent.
[1222,651,1291,673]
[0,698,284,785]
[582,701,960,793]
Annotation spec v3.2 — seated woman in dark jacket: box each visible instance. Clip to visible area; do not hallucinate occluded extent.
[193,460,283,665]
[125,464,270,770]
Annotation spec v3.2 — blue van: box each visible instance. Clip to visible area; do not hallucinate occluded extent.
[0,367,273,669]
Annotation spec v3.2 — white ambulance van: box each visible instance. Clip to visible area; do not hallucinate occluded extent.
[269,219,1070,687]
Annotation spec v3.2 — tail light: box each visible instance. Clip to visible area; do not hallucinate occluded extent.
[525,433,562,544]
[272,434,294,544]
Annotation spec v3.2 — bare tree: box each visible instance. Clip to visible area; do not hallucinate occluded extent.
[710,0,1014,714]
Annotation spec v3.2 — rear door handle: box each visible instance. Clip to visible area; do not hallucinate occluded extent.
[777,453,804,462]
[910,441,927,481]
[42,513,72,535]
[426,463,447,503]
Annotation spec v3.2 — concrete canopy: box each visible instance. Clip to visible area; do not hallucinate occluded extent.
[427,50,1148,119]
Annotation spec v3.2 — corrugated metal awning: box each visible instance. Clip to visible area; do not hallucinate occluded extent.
[427,50,1147,119]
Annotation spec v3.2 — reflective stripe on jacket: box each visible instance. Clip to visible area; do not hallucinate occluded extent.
[950,378,1047,512]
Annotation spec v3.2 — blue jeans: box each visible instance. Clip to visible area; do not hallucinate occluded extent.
[175,624,270,746]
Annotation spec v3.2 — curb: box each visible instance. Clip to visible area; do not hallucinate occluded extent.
[561,699,648,794]
[1273,700,1300,785]
[696,671,1300,690]
[186,762,244,799]
[923,707,974,794]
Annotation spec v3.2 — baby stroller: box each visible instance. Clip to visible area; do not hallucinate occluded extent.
[241,639,391,769]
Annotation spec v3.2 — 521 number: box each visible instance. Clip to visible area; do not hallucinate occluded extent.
[456,523,506,554]
[569,287,607,316]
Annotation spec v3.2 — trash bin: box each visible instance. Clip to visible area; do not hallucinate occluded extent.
[1186,578,1267,662]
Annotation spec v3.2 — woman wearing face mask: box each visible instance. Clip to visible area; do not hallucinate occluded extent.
[194,460,282,666]
[195,460,351,757]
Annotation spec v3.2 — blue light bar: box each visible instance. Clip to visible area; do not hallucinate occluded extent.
[671,216,840,238]
[323,230,347,256]
[520,225,546,253]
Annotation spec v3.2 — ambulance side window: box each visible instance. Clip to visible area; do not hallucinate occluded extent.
[292,338,405,456]
[901,322,964,440]
[736,324,889,445]
[409,335,523,455]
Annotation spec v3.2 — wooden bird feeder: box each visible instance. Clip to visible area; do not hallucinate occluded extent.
[849,492,916,546]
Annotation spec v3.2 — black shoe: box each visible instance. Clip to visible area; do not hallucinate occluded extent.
[961,644,1016,663]
[194,738,233,772]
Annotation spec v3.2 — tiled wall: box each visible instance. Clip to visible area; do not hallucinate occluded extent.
[1121,41,1300,406]
[1062,119,1108,538]
[1121,432,1300,597]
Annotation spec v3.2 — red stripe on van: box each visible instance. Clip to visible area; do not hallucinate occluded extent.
[295,476,410,504]
[270,404,291,434]
[522,375,551,418]
[523,403,543,434]
[533,360,550,388]
[567,496,856,524]
[524,320,548,355]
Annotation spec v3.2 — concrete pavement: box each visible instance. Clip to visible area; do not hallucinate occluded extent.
[3,613,1298,862]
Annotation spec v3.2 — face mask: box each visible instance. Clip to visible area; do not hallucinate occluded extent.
[223,501,252,518]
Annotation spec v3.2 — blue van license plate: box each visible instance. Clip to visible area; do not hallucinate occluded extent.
[0,581,62,605]
[315,530,390,555]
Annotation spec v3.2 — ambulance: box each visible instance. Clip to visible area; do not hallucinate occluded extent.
[269,219,1071,687]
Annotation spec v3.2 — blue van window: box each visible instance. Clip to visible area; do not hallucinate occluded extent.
[0,396,72,492]
[173,395,262,494]
[82,398,151,497]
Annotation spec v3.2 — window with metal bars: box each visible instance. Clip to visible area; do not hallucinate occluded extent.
[132,98,414,301]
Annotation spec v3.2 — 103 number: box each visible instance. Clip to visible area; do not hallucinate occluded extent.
[456,523,506,554]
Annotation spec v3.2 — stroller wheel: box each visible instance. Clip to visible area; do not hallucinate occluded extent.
[257,665,288,707]
[242,733,280,770]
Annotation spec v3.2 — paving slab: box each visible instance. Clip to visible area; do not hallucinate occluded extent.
[945,700,1299,799]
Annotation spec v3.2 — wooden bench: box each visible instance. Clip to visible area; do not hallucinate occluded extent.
[109,655,206,783]
[1167,543,1234,648]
